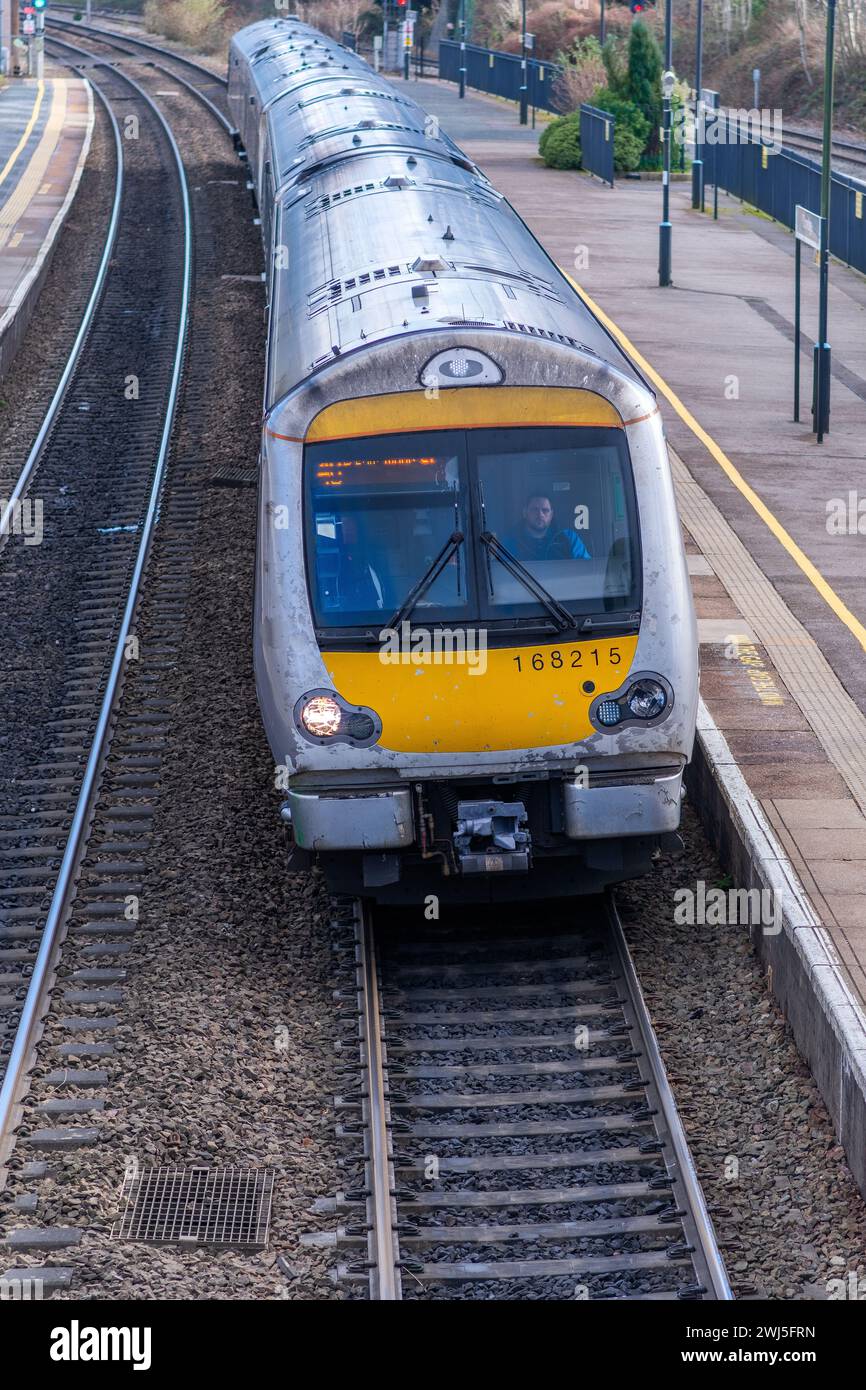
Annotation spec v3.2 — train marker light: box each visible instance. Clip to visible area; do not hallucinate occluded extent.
[420,348,503,389]
[596,700,622,727]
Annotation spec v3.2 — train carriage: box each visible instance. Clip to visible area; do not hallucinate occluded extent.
[228,17,698,902]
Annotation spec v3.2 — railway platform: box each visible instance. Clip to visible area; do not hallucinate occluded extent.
[0,76,94,378]
[417,76,866,1191]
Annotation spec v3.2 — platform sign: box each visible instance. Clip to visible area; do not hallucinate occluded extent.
[22,16,35,32]
[795,205,823,251]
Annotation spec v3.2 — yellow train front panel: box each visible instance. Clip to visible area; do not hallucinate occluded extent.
[324,635,638,754]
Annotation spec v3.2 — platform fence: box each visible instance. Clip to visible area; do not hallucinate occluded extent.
[438,39,564,114]
[702,111,866,276]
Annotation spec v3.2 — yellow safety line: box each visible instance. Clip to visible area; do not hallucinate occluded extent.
[0,80,45,189]
[565,272,866,654]
[0,83,66,252]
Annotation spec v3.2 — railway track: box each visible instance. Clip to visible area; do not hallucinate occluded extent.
[0,50,192,1167]
[46,15,234,130]
[326,897,732,1301]
[780,125,866,175]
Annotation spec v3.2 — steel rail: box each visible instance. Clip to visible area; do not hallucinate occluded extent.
[358,903,402,1300]
[48,22,235,137]
[0,82,123,550]
[606,895,733,1301]
[354,898,730,1301]
[47,12,229,88]
[0,49,193,1162]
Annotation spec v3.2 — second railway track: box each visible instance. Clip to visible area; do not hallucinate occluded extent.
[326,897,731,1301]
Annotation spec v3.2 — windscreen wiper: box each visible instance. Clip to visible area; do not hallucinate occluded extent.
[480,531,577,634]
[387,530,464,629]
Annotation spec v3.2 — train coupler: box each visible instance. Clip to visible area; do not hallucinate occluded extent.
[453,799,531,874]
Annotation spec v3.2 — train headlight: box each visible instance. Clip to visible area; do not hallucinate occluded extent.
[294,690,382,746]
[590,673,673,733]
[626,679,667,720]
[300,695,342,737]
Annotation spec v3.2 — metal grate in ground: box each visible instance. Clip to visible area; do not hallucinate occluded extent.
[112,1166,275,1248]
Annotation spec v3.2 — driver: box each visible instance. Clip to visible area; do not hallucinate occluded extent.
[501,493,591,562]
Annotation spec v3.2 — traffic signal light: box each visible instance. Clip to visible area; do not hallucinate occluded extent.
[33,0,48,9]
[630,1,656,11]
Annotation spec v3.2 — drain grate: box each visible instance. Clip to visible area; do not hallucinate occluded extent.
[208,466,258,487]
[112,1167,275,1248]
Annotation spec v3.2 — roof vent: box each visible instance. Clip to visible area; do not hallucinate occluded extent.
[442,225,455,241]
[411,253,448,273]
[384,174,412,189]
[358,118,377,129]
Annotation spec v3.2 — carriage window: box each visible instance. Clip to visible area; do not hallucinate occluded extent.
[305,431,468,627]
[474,426,639,618]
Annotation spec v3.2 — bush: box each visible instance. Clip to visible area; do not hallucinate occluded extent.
[591,88,650,147]
[612,123,645,173]
[538,112,582,170]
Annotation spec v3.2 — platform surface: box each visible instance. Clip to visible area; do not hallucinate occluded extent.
[0,77,93,346]
[415,76,866,1007]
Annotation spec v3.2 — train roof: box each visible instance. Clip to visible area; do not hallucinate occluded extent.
[230,19,645,406]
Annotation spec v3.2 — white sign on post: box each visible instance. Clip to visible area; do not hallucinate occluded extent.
[795,205,823,251]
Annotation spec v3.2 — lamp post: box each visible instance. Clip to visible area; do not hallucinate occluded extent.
[658,4,674,287]
[458,0,466,98]
[600,0,606,47]
[814,0,836,441]
[519,0,528,126]
[691,0,703,210]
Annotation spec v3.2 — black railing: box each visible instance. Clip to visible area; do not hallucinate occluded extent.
[438,39,564,114]
[705,112,866,277]
[581,103,615,187]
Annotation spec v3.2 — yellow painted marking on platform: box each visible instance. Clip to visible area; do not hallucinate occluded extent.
[39,182,52,194]
[0,80,44,190]
[565,272,866,655]
[9,231,23,248]
[0,83,67,253]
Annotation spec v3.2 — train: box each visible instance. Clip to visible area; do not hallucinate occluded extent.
[227,15,699,903]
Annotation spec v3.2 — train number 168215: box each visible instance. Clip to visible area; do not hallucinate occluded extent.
[512,648,622,673]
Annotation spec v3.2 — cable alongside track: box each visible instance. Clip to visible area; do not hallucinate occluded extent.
[328,896,731,1301]
[0,50,192,1164]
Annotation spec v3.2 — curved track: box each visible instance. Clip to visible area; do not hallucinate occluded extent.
[331,896,732,1301]
[0,44,192,1162]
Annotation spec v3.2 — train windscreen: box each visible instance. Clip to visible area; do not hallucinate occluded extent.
[304,426,640,632]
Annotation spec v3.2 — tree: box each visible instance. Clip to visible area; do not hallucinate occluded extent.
[626,19,662,160]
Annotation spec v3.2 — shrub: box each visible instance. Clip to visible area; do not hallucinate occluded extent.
[538,112,582,170]
[612,123,645,173]
[591,89,649,143]
[143,0,226,53]
[552,34,607,112]
[626,19,662,160]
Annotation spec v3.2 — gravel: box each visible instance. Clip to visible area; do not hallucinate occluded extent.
[620,804,866,1300]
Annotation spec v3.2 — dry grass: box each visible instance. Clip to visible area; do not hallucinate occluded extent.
[143,0,228,55]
